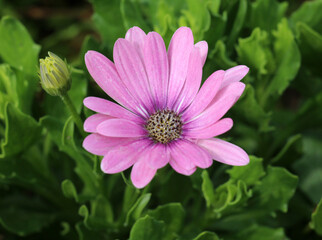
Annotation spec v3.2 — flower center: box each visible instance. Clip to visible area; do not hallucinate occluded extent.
[145,109,182,144]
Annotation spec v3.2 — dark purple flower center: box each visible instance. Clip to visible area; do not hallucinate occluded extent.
[145,109,182,144]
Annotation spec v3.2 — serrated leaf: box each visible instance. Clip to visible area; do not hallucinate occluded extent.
[0,16,40,74]
[236,28,273,75]
[253,166,298,213]
[265,18,301,98]
[129,215,167,240]
[227,156,265,186]
[209,40,236,69]
[0,103,41,158]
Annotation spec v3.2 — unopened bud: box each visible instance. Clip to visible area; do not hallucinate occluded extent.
[39,52,71,96]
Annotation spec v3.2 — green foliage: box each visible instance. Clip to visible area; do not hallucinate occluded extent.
[0,0,321,239]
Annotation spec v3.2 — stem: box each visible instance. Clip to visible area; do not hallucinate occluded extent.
[60,93,86,138]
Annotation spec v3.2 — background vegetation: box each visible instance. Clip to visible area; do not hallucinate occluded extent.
[0,0,322,239]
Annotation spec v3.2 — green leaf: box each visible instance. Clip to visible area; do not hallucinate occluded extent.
[271,134,302,165]
[266,18,301,97]
[234,85,272,132]
[61,179,79,202]
[0,64,18,118]
[120,0,151,33]
[236,28,273,75]
[249,0,288,31]
[212,180,252,217]
[290,0,322,33]
[209,40,236,69]
[227,0,247,49]
[79,195,114,230]
[125,193,151,226]
[293,136,322,203]
[310,198,322,236]
[129,215,167,240]
[201,170,215,208]
[253,166,298,213]
[147,203,185,237]
[193,231,220,240]
[233,225,288,240]
[0,16,40,74]
[0,103,41,158]
[89,0,125,48]
[227,156,265,186]
[296,22,322,72]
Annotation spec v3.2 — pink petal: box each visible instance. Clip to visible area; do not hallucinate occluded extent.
[125,26,146,58]
[221,65,249,89]
[83,133,133,156]
[146,143,170,169]
[101,139,151,174]
[84,113,113,133]
[143,32,169,109]
[83,97,142,123]
[174,47,203,113]
[182,70,225,121]
[210,82,246,106]
[167,27,194,108]
[195,41,208,66]
[185,95,236,129]
[131,158,157,188]
[197,138,249,166]
[175,140,213,169]
[169,157,197,176]
[184,118,233,139]
[114,39,154,114]
[97,119,146,137]
[85,51,138,111]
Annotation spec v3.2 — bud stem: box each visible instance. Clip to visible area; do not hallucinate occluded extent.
[60,93,86,138]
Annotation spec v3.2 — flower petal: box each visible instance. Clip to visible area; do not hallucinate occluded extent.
[195,41,208,66]
[184,118,233,139]
[167,27,194,108]
[146,143,170,169]
[84,113,113,133]
[175,140,213,169]
[174,47,203,113]
[143,32,169,109]
[131,158,157,188]
[114,39,154,114]
[209,82,246,107]
[125,26,146,58]
[182,70,225,121]
[85,51,138,111]
[197,138,249,166]
[101,139,150,174]
[185,95,236,129]
[97,119,146,137]
[83,133,133,156]
[221,65,249,89]
[84,97,142,123]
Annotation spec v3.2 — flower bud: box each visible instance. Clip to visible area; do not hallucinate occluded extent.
[39,52,71,96]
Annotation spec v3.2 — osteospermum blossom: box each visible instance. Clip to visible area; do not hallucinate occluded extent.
[83,26,249,188]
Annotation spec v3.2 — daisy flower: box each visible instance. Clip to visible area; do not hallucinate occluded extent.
[83,26,249,188]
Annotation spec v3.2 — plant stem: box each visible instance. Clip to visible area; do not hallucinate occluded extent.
[60,93,86,138]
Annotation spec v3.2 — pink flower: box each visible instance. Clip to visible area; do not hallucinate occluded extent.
[83,26,249,188]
